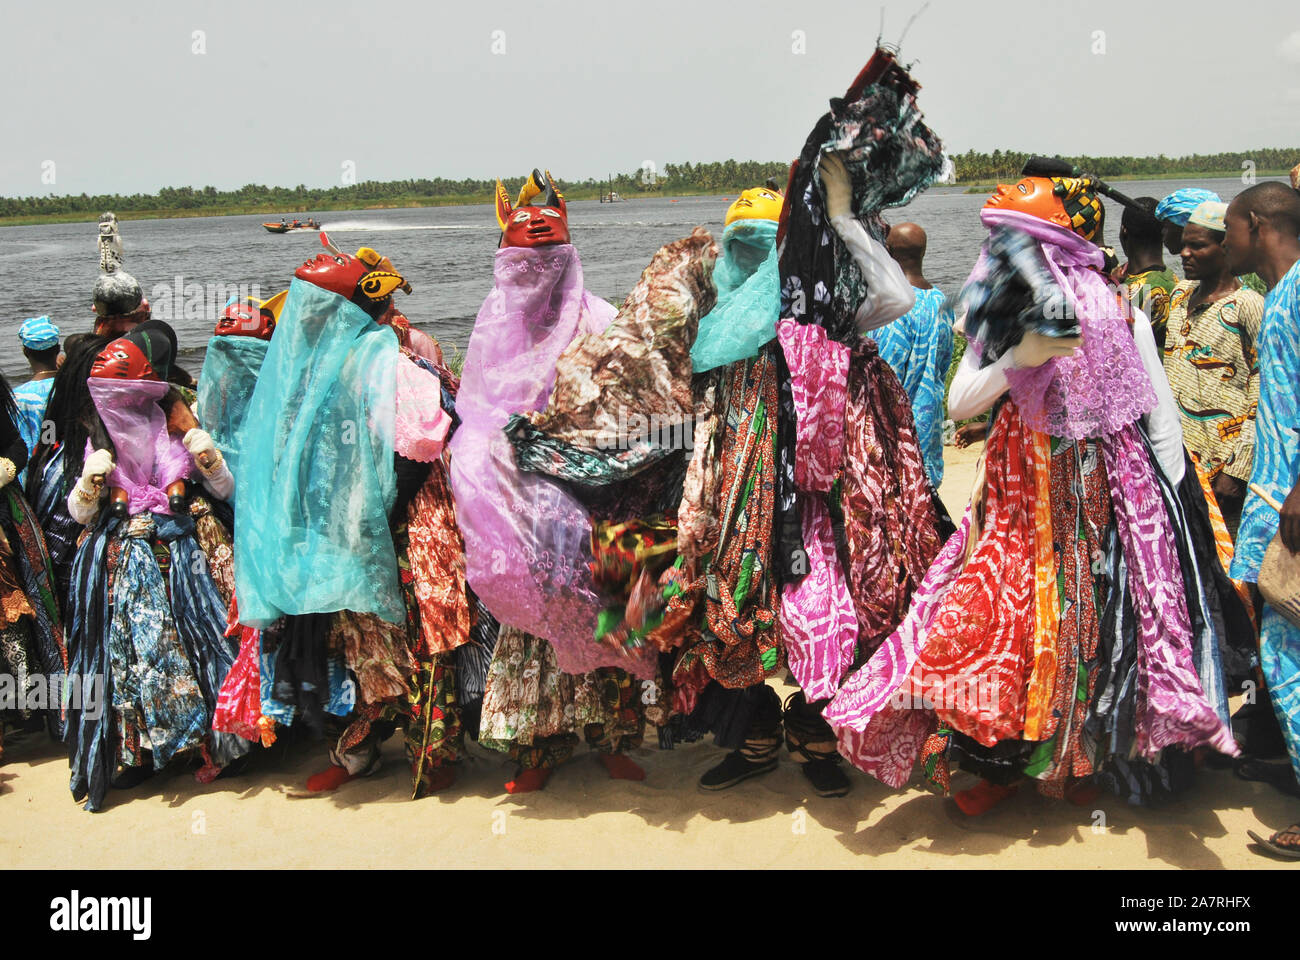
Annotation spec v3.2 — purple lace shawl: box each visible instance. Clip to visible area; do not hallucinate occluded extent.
[447,245,654,678]
[88,378,195,516]
[968,209,1156,440]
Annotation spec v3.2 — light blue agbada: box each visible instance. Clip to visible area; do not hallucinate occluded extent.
[233,278,401,627]
[871,286,954,487]
[690,218,779,372]
[1232,259,1300,781]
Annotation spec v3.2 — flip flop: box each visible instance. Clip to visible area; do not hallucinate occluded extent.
[1247,825,1300,861]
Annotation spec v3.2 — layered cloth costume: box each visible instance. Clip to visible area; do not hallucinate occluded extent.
[506,228,721,742]
[825,196,1241,803]
[64,321,246,811]
[1232,260,1300,784]
[229,256,457,793]
[0,379,68,757]
[717,49,944,769]
[452,183,651,770]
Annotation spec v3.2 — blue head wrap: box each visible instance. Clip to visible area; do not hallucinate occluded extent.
[1154,188,1221,226]
[18,316,60,351]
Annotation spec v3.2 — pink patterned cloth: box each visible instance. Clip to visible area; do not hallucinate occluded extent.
[973,209,1157,441]
[825,513,972,786]
[394,357,451,463]
[87,378,195,516]
[447,245,654,678]
[776,319,851,493]
[1099,424,1238,758]
[780,495,858,701]
[776,319,858,699]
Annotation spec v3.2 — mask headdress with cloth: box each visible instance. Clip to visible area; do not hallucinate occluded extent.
[233,233,408,628]
[688,189,782,374]
[68,317,250,812]
[449,166,623,675]
[87,319,195,517]
[196,291,286,484]
[824,165,1240,797]
[961,174,1156,440]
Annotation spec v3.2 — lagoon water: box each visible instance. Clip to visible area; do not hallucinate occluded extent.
[0,176,1273,383]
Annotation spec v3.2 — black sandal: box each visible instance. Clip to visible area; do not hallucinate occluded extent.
[698,735,780,791]
[1233,757,1300,798]
[1248,823,1300,861]
[783,693,850,798]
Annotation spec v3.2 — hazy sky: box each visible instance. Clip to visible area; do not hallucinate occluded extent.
[3,0,1298,197]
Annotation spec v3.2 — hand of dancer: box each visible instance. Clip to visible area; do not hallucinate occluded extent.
[1280,482,1300,554]
[0,457,14,489]
[81,448,114,487]
[819,152,853,220]
[182,428,220,472]
[1011,331,1082,369]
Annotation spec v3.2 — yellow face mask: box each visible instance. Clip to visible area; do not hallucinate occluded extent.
[725,187,783,227]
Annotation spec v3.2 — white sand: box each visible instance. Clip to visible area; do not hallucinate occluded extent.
[2,443,1292,868]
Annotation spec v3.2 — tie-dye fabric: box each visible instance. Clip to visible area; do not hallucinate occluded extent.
[1233,259,1300,582]
[841,340,942,659]
[871,287,955,487]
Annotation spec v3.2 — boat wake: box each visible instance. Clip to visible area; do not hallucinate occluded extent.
[320,220,480,232]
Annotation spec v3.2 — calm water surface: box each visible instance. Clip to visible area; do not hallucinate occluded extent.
[0,177,1270,383]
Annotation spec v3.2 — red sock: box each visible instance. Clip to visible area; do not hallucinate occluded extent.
[1065,780,1101,807]
[305,765,354,793]
[598,753,645,781]
[952,779,1019,816]
[421,764,457,794]
[504,767,552,794]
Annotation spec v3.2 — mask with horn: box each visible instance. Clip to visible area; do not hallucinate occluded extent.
[294,231,411,318]
[495,168,570,248]
[214,290,286,340]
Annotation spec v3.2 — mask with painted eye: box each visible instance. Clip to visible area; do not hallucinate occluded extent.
[725,187,783,227]
[495,168,571,248]
[293,232,409,317]
[214,293,282,340]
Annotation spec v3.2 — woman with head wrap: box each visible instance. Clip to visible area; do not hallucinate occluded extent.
[1155,188,1222,258]
[63,319,248,811]
[825,172,1241,814]
[0,370,67,759]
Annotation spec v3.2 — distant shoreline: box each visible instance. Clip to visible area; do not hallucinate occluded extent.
[958,169,1294,194]
[1,170,1289,228]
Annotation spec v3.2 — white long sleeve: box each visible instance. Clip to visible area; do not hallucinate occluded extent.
[1131,308,1185,484]
[830,215,915,332]
[947,348,1016,421]
[199,461,235,501]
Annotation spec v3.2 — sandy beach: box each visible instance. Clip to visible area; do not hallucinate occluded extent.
[1,442,1292,869]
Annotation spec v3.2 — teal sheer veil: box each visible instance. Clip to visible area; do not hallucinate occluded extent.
[690,218,779,372]
[196,335,269,485]
[233,278,401,626]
